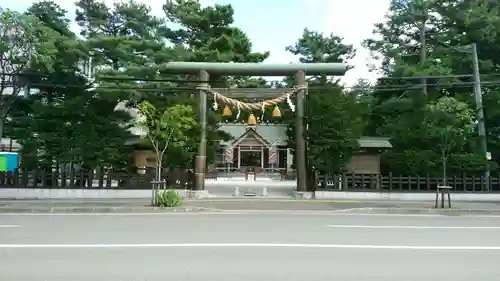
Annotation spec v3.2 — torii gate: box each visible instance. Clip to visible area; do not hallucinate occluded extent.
[163,62,347,195]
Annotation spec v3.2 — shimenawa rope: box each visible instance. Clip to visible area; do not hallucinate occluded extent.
[196,84,306,111]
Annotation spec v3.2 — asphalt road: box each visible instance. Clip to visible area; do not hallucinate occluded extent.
[1,212,500,280]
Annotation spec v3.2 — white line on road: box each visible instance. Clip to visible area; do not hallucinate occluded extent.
[0,243,500,250]
[333,213,500,218]
[0,225,20,228]
[0,212,242,216]
[1,211,500,218]
[327,225,500,229]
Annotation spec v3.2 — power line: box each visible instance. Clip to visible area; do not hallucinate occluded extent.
[0,73,193,84]
[0,81,491,93]
[379,74,473,80]
[4,72,500,94]
[7,79,499,92]
[6,71,500,83]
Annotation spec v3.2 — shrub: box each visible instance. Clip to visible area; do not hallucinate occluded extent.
[155,189,183,207]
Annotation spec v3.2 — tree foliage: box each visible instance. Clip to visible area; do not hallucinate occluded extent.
[0,8,57,138]
[364,0,499,175]
[4,0,500,178]
[424,97,475,181]
[5,1,133,172]
[136,101,196,179]
[283,28,366,176]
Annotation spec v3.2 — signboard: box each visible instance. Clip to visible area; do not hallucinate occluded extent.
[0,152,18,172]
[0,157,6,172]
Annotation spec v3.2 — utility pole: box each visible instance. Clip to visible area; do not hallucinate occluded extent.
[471,43,490,190]
[419,15,427,98]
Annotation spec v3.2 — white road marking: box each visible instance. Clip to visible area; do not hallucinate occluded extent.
[327,225,500,229]
[0,225,20,228]
[325,212,500,218]
[0,212,242,216]
[0,210,500,218]
[0,243,499,250]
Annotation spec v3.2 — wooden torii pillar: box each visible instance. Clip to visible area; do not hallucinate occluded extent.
[162,62,348,193]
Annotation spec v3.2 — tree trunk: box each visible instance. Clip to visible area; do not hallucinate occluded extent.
[156,160,162,181]
[156,151,165,183]
[0,116,4,141]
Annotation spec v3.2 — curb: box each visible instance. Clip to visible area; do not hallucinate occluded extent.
[351,207,500,215]
[0,206,211,213]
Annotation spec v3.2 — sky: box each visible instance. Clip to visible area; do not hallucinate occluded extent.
[4,0,390,86]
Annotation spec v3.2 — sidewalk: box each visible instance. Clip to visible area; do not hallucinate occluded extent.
[0,198,499,214]
[183,198,500,213]
[2,186,500,201]
[0,199,209,213]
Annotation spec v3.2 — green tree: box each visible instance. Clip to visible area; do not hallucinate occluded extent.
[71,0,273,173]
[6,2,133,175]
[136,101,197,180]
[0,9,57,139]
[163,0,269,64]
[71,0,178,173]
[286,28,355,65]
[160,0,269,93]
[75,0,170,99]
[26,1,74,37]
[424,97,475,183]
[159,0,268,167]
[363,0,500,175]
[284,28,364,178]
[304,86,366,174]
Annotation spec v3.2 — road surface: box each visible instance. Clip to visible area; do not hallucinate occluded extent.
[1,211,500,280]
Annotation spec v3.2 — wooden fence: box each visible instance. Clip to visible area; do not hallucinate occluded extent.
[316,173,500,192]
[2,169,500,192]
[0,169,216,190]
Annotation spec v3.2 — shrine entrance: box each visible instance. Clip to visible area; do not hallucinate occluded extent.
[232,127,269,171]
[239,150,261,169]
[162,62,348,194]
